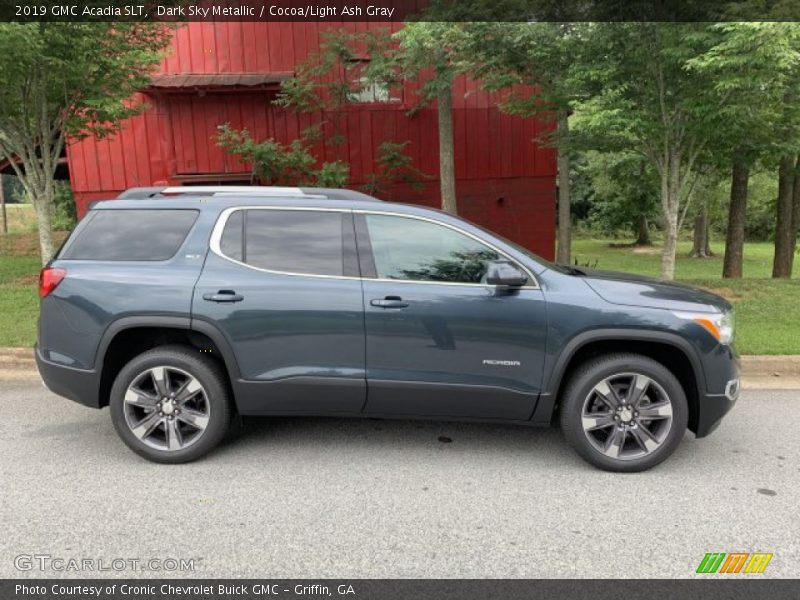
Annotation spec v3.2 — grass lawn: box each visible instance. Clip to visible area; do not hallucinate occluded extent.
[0,230,67,348]
[0,230,797,354]
[573,239,800,355]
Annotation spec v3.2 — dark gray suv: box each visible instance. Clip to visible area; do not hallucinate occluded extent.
[36,186,739,471]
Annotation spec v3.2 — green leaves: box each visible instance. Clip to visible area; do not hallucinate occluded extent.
[363,141,430,195]
[0,23,171,141]
[216,124,350,188]
[0,22,173,263]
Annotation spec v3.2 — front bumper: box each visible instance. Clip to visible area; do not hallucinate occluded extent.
[692,351,740,438]
[35,345,101,408]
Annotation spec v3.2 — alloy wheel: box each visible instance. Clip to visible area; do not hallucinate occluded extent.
[122,366,210,451]
[581,372,674,461]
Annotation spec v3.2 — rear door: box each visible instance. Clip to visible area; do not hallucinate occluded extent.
[192,207,366,414]
[356,212,547,420]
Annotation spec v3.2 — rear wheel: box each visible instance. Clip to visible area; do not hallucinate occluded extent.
[559,353,688,472]
[109,345,232,463]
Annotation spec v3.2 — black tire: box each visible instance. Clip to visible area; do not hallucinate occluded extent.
[559,353,688,472]
[109,345,233,463]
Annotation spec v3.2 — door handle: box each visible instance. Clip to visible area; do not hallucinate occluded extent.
[203,290,244,303]
[370,296,409,309]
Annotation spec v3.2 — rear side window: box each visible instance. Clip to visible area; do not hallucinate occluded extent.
[61,209,198,261]
[218,209,356,277]
[219,210,243,262]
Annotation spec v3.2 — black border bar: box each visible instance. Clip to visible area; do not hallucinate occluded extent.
[3,0,800,22]
[4,579,800,600]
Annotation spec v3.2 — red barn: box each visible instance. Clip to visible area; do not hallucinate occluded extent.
[66,22,556,258]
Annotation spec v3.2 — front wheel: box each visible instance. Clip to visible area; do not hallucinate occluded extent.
[559,353,688,472]
[109,345,232,463]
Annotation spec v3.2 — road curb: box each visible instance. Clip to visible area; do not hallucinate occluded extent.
[0,347,35,370]
[2,348,800,386]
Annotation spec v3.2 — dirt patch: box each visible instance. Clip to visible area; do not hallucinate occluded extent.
[631,246,661,255]
[11,274,39,286]
[698,286,748,302]
[0,231,68,257]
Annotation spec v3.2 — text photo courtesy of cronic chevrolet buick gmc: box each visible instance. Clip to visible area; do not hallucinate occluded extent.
[36,186,740,471]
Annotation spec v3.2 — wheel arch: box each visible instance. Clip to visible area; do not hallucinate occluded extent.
[95,317,239,408]
[534,329,706,434]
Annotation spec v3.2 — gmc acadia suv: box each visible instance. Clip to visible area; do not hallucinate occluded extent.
[36,186,740,471]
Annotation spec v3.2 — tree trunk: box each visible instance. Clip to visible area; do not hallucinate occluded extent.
[634,213,651,246]
[790,153,800,272]
[556,109,571,264]
[722,157,749,278]
[661,211,678,280]
[772,155,795,278]
[0,175,7,235]
[690,205,711,258]
[659,151,681,281]
[32,194,55,265]
[437,85,457,215]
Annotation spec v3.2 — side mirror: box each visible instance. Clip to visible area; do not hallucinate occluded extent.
[486,260,528,287]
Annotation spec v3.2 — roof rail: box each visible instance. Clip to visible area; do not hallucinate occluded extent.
[116,186,381,202]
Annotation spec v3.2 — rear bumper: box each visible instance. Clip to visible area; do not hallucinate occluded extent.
[693,352,740,438]
[35,345,101,408]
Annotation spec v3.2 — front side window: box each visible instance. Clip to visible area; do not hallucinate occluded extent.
[61,209,198,261]
[364,214,503,284]
[219,209,351,277]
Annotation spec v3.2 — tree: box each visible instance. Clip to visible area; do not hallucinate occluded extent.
[363,141,430,196]
[455,22,585,264]
[394,23,463,214]
[278,24,464,214]
[688,23,800,278]
[0,23,172,264]
[216,124,350,188]
[773,154,798,277]
[576,23,731,280]
[575,149,659,243]
[723,153,750,277]
[687,173,724,258]
[770,81,800,278]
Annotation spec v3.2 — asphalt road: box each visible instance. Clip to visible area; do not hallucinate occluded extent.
[0,376,798,579]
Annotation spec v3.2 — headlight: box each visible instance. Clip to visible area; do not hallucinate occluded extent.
[674,310,734,345]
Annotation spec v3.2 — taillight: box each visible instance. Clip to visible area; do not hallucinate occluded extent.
[39,267,66,298]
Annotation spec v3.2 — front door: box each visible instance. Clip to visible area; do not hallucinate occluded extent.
[356,212,547,420]
[192,207,366,414]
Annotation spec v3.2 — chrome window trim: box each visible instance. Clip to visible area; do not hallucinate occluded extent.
[209,206,540,289]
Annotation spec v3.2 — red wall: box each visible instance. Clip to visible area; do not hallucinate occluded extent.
[66,22,556,259]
